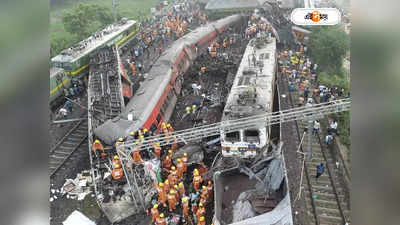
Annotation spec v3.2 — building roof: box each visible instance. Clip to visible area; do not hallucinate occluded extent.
[205,0,264,10]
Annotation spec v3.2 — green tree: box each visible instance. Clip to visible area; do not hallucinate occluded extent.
[309,26,350,74]
[62,3,113,39]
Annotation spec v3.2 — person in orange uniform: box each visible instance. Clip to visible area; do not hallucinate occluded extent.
[163,179,170,197]
[92,139,104,158]
[177,183,184,200]
[163,153,172,170]
[156,182,167,207]
[176,158,184,179]
[151,204,160,223]
[168,166,179,186]
[155,213,167,225]
[173,185,180,200]
[200,185,209,204]
[167,123,174,133]
[193,169,203,192]
[198,216,206,225]
[112,155,121,168]
[112,164,124,180]
[196,202,206,223]
[153,142,161,158]
[168,189,178,212]
[132,144,143,164]
[182,153,188,173]
[182,196,189,222]
[207,180,213,202]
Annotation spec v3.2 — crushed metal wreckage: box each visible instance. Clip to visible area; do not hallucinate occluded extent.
[213,142,293,225]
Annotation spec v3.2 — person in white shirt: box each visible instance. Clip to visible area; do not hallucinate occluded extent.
[313,120,320,136]
[328,120,338,135]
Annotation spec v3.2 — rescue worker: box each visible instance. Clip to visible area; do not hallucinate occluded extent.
[168,166,179,186]
[182,196,189,222]
[112,155,121,168]
[163,154,172,170]
[163,179,170,196]
[193,169,203,192]
[151,204,160,223]
[207,180,213,201]
[192,104,197,114]
[127,131,136,141]
[178,182,185,197]
[200,185,208,204]
[198,216,206,225]
[185,106,191,115]
[112,164,124,180]
[156,182,167,207]
[153,142,161,158]
[155,213,167,225]
[182,153,188,173]
[173,184,180,200]
[132,141,143,163]
[168,189,178,212]
[92,139,104,158]
[176,158,184,179]
[196,202,206,223]
[192,202,198,222]
[172,137,178,152]
[143,128,149,138]
[167,123,174,133]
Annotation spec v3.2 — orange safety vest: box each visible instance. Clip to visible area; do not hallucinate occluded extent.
[182,200,189,219]
[132,150,143,163]
[193,175,202,191]
[92,142,104,152]
[112,159,121,168]
[196,207,206,220]
[163,156,172,169]
[168,193,177,211]
[177,162,184,178]
[182,156,188,172]
[151,208,159,222]
[155,217,167,225]
[112,168,124,180]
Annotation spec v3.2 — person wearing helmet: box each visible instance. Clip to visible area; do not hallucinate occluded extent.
[163,179,170,195]
[167,189,177,212]
[193,169,203,192]
[200,185,209,204]
[176,158,184,179]
[143,128,149,138]
[207,180,213,201]
[168,166,178,186]
[114,137,124,150]
[156,182,167,207]
[198,216,206,225]
[173,184,180,200]
[112,164,124,180]
[167,123,174,133]
[192,104,197,114]
[182,196,189,222]
[151,204,160,222]
[163,155,172,170]
[155,213,166,225]
[167,149,173,158]
[92,139,104,158]
[196,202,206,223]
[112,155,121,168]
[126,131,135,141]
[182,153,188,173]
[178,182,185,197]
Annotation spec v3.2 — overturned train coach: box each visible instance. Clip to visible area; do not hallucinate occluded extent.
[220,36,277,158]
[94,14,247,145]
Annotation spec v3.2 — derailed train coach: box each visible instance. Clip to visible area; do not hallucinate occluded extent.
[94,14,247,145]
[220,36,277,158]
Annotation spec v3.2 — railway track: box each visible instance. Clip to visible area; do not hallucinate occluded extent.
[49,119,88,177]
[284,78,350,224]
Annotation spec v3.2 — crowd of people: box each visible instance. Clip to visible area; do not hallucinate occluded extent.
[91,120,214,225]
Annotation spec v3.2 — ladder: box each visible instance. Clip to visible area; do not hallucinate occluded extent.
[117,98,350,157]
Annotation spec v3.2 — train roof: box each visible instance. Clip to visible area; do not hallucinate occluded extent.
[51,19,136,63]
[222,37,276,120]
[206,0,264,10]
[50,67,65,78]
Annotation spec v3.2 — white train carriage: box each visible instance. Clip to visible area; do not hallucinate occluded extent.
[220,37,276,158]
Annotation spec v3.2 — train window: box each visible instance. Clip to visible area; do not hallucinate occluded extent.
[156,114,162,123]
[244,130,260,143]
[151,123,157,133]
[225,131,240,142]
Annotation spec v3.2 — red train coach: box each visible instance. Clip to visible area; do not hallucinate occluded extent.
[94,14,245,145]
